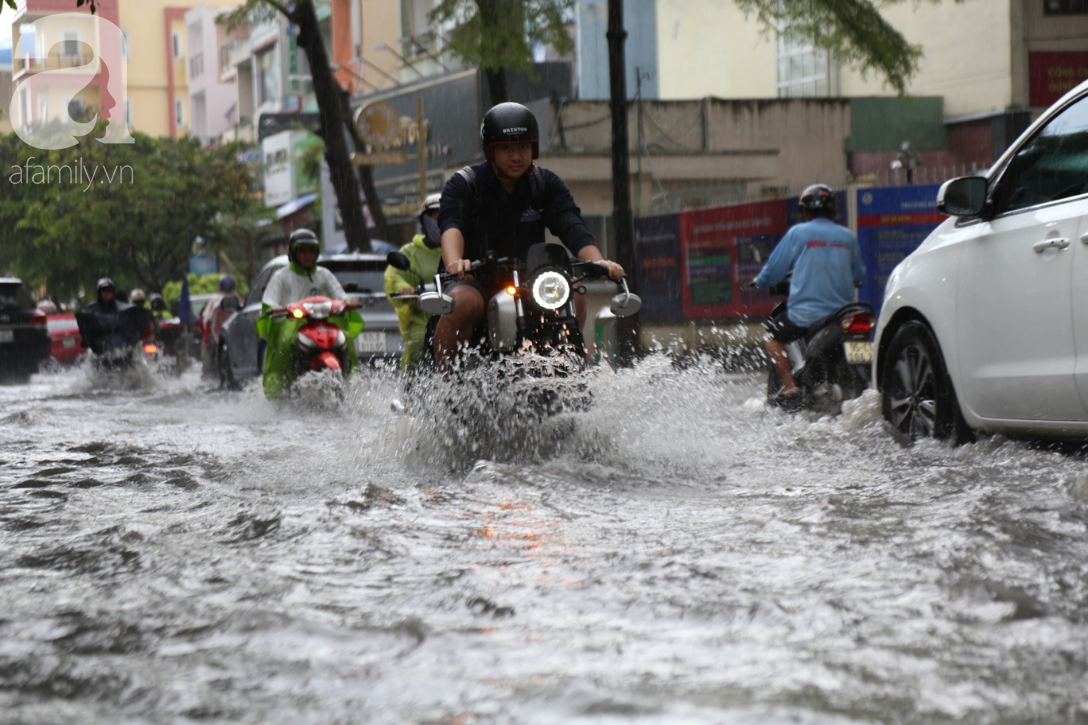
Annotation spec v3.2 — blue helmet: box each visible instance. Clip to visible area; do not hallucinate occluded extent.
[218,274,236,292]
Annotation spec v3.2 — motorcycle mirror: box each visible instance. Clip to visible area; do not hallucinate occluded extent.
[386,251,411,271]
[610,292,642,317]
[220,296,241,312]
[418,291,455,316]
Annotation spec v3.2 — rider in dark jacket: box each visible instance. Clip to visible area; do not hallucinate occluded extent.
[78,278,148,355]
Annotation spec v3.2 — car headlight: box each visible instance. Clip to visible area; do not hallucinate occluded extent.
[531,270,570,310]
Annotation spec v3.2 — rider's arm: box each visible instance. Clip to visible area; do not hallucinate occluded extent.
[850,235,866,284]
[319,267,347,300]
[575,245,625,281]
[753,229,798,290]
[384,263,415,307]
[261,269,286,313]
[441,227,472,276]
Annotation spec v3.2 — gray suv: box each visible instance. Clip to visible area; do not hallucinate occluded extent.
[217,252,400,388]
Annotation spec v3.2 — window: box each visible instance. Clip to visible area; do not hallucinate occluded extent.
[175,99,185,127]
[1045,0,1088,13]
[991,93,1088,213]
[61,30,80,59]
[172,30,183,60]
[776,29,835,98]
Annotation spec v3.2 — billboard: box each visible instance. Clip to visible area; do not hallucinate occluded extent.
[633,214,683,322]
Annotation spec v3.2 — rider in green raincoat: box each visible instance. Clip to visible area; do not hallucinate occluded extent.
[384,193,443,379]
[256,229,364,398]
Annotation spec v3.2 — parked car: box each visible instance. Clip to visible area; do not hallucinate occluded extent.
[0,277,50,381]
[217,252,400,388]
[874,77,1088,444]
[45,311,83,364]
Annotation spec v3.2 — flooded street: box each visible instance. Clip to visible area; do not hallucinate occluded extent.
[1,358,1086,725]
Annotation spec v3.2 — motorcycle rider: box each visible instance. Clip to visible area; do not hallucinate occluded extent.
[149,294,171,322]
[384,192,443,378]
[78,277,146,357]
[434,101,625,370]
[201,274,244,378]
[751,184,866,402]
[257,229,360,397]
[130,288,147,309]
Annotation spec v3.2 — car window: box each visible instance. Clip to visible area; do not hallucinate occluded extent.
[0,282,35,309]
[47,317,79,332]
[326,266,385,294]
[246,266,281,307]
[991,93,1088,214]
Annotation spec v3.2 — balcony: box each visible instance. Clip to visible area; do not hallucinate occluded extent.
[13,52,95,79]
[228,37,252,70]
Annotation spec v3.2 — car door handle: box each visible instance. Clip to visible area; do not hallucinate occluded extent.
[1033,238,1070,252]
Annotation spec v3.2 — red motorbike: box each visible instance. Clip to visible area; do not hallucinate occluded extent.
[262,296,362,398]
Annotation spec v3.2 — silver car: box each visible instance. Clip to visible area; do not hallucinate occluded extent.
[217,252,401,388]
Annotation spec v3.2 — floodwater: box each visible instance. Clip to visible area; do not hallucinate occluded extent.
[1,357,1086,725]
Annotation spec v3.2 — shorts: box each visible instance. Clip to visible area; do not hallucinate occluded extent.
[765,309,809,344]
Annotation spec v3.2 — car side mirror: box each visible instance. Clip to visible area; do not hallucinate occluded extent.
[386,251,411,271]
[938,176,988,217]
[220,296,241,312]
[418,291,455,316]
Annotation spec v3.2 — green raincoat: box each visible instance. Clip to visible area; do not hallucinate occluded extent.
[383,234,442,375]
[257,297,365,399]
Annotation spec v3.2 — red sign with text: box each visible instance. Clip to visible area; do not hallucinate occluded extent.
[1029,52,1088,108]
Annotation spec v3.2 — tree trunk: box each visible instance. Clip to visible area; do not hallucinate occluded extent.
[476,0,507,104]
[485,68,508,106]
[607,0,638,365]
[339,86,389,243]
[292,1,369,252]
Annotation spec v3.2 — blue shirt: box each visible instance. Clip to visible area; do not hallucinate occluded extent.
[753,218,866,327]
[438,161,596,263]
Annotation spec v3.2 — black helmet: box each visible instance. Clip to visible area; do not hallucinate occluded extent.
[149,293,166,312]
[288,229,321,265]
[480,102,539,160]
[96,277,116,292]
[799,184,835,216]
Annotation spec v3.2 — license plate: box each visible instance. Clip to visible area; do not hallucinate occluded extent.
[0,329,12,343]
[63,337,76,348]
[844,341,872,365]
[355,331,386,354]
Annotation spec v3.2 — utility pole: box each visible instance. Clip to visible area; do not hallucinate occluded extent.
[607,0,638,364]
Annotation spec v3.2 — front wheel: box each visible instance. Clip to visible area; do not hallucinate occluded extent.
[880,321,971,444]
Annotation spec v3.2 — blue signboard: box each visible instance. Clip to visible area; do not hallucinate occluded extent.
[633,214,683,322]
[855,184,944,313]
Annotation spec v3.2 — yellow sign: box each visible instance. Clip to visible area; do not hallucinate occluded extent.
[351,151,409,166]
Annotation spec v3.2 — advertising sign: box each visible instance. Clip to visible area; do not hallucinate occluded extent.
[855,184,944,313]
[679,200,785,319]
[633,214,683,322]
[1029,52,1088,108]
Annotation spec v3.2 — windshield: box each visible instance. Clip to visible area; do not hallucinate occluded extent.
[0,282,36,309]
[47,317,80,332]
[325,266,385,295]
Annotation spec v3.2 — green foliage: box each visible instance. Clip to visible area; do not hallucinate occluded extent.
[735,0,963,95]
[161,273,250,312]
[0,122,270,299]
[429,0,575,74]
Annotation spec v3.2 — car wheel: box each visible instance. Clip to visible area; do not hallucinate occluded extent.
[881,320,971,444]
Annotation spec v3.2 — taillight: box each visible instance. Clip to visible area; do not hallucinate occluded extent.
[30,311,46,326]
[841,313,874,335]
[144,344,158,354]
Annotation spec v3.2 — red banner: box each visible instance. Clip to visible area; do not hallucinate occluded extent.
[1029,52,1088,108]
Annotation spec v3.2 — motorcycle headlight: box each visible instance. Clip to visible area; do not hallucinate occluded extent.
[531,270,570,310]
[301,301,332,320]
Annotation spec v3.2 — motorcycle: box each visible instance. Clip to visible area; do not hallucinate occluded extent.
[764,278,875,412]
[390,242,641,419]
[142,317,184,375]
[75,303,151,372]
[257,296,364,400]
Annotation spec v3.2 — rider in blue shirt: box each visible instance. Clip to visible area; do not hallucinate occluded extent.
[752,184,865,399]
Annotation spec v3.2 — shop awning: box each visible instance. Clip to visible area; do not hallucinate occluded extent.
[275,192,318,220]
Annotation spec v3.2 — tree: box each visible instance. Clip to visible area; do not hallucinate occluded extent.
[428,0,575,104]
[0,124,267,299]
[23,0,389,251]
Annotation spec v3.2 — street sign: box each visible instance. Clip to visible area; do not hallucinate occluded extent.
[351,151,409,166]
